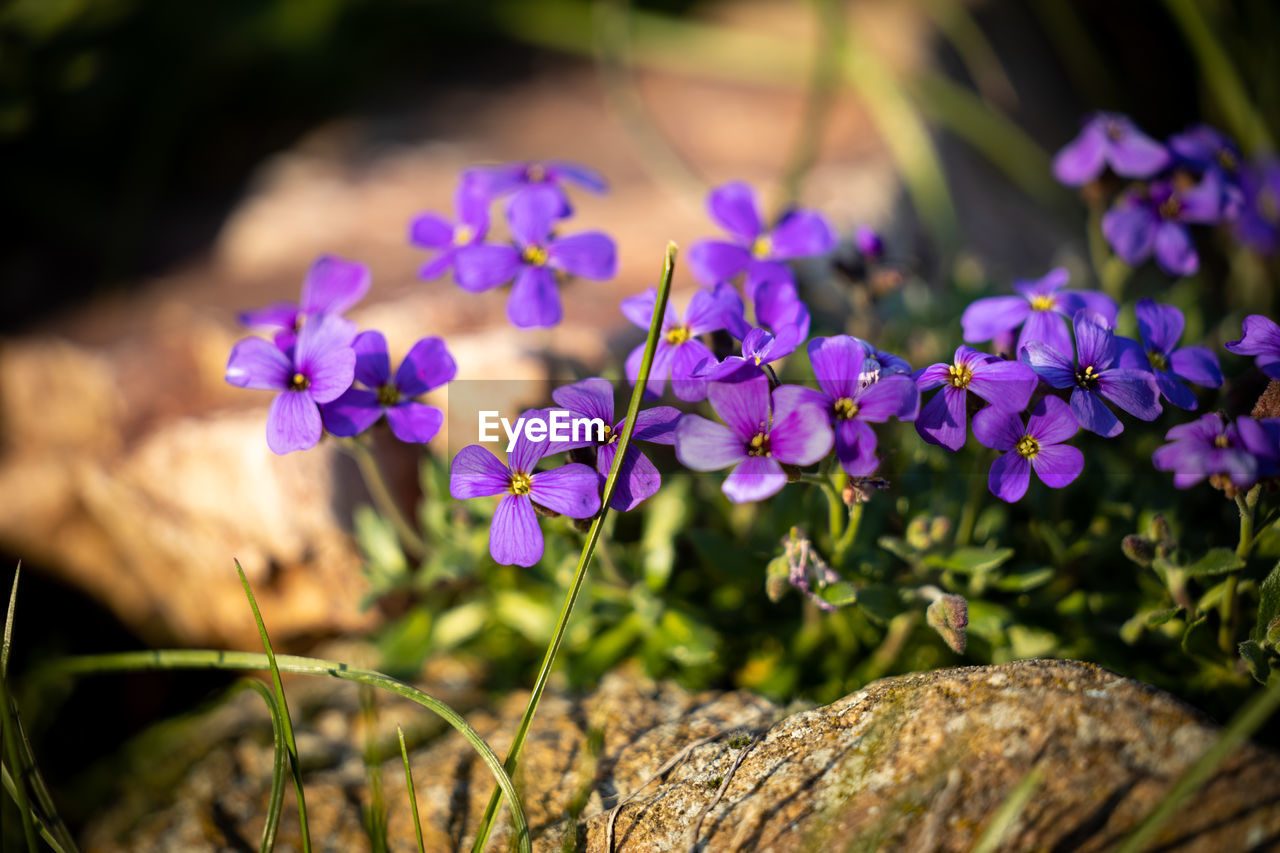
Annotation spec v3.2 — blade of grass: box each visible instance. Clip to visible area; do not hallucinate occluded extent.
[47,649,531,852]
[235,561,311,853]
[0,565,37,853]
[7,702,79,853]
[397,726,426,853]
[243,681,287,853]
[0,767,69,853]
[1117,675,1280,853]
[471,242,680,853]
[971,765,1044,853]
[3,563,18,677]
[360,686,388,853]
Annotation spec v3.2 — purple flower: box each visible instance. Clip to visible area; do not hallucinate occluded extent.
[1233,158,1280,254]
[409,180,490,280]
[797,335,920,476]
[704,325,803,382]
[1021,310,1161,437]
[453,189,617,328]
[320,331,456,443]
[973,396,1083,503]
[854,225,884,263]
[914,346,1039,451]
[237,255,369,348]
[1152,413,1280,490]
[961,268,1117,358]
[1226,314,1280,380]
[461,159,607,218]
[675,374,834,503]
[1101,177,1223,276]
[449,410,602,567]
[547,378,680,511]
[1114,299,1222,410]
[751,278,811,341]
[621,286,734,401]
[687,181,836,291]
[1052,112,1171,186]
[1168,124,1244,219]
[225,313,357,454]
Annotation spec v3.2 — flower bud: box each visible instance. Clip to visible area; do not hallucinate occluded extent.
[1121,534,1155,567]
[926,594,969,655]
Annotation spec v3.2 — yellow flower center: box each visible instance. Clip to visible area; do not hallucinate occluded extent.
[1159,194,1183,220]
[666,325,692,345]
[751,235,773,260]
[1148,350,1168,371]
[1075,364,1100,390]
[453,224,474,246]
[1214,434,1230,449]
[747,431,771,457]
[1016,435,1040,459]
[377,383,401,407]
[522,244,549,266]
[289,372,309,392]
[832,397,859,420]
[509,471,533,495]
[948,363,973,389]
[1029,294,1055,312]
[1216,149,1237,172]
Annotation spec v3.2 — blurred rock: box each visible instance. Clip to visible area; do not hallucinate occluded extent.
[84,659,1280,852]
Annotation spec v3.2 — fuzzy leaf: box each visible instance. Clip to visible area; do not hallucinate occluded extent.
[1239,640,1271,685]
[1182,547,1246,577]
[923,546,1014,574]
[817,581,858,608]
[993,567,1054,592]
[1146,607,1183,627]
[1257,560,1280,642]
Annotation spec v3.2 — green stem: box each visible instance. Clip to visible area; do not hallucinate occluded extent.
[818,478,845,547]
[1221,488,1259,653]
[955,457,988,548]
[340,437,428,562]
[469,242,679,853]
[833,502,863,567]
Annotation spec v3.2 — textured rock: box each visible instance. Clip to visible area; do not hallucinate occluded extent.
[84,659,1280,852]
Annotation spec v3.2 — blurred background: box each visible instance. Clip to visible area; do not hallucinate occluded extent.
[2,0,1280,840]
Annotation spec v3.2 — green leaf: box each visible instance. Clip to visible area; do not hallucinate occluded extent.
[816,581,858,608]
[1146,607,1182,627]
[1239,640,1271,685]
[398,726,425,853]
[1182,547,1245,577]
[852,585,902,622]
[765,554,791,603]
[923,546,1014,574]
[354,505,409,582]
[657,609,718,667]
[993,567,1054,592]
[877,535,916,563]
[1257,560,1280,641]
[1181,613,1215,657]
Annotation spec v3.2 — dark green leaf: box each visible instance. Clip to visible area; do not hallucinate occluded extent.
[1239,640,1271,685]
[1182,547,1245,577]
[993,567,1054,592]
[1146,607,1182,627]
[852,585,902,622]
[923,546,1014,574]
[1257,560,1280,642]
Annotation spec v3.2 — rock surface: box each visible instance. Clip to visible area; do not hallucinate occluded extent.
[84,659,1280,852]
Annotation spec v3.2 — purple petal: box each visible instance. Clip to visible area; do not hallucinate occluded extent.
[722,455,787,503]
[507,186,559,247]
[543,160,607,193]
[386,402,444,444]
[226,337,292,391]
[408,212,455,249]
[1015,308,1072,361]
[395,337,456,396]
[266,391,322,454]
[629,406,682,444]
[856,375,920,422]
[455,178,492,230]
[508,408,554,473]
[625,340,674,399]
[769,384,835,465]
[688,240,752,286]
[620,287,675,331]
[352,330,391,388]
[1031,444,1084,488]
[916,386,968,451]
[1026,395,1078,445]
[1071,389,1123,437]
[506,266,562,328]
[707,181,764,241]
[1020,341,1076,389]
[1057,290,1119,327]
[300,255,371,316]
[707,373,772,440]
[968,359,1038,412]
[530,462,601,518]
[1013,267,1071,298]
[551,377,615,425]
[1135,299,1184,355]
[1073,310,1115,368]
[1155,372,1199,411]
[1052,121,1108,185]
[417,250,457,282]
[988,451,1032,502]
[670,341,714,402]
[450,445,512,498]
[1097,369,1162,420]
[239,301,299,332]
[684,288,731,335]
[454,244,522,292]
[1105,119,1171,178]
[961,296,1031,343]
[808,335,865,401]
[596,443,660,512]
[768,210,836,258]
[1154,222,1199,276]
[835,418,880,477]
[490,495,543,567]
[972,405,1024,452]
[1178,174,1226,224]
[711,282,750,339]
[1102,204,1157,265]
[675,414,746,471]
[1169,346,1223,387]
[320,388,384,437]
[548,233,617,280]
[1226,314,1280,356]
[296,315,357,403]
[915,363,952,393]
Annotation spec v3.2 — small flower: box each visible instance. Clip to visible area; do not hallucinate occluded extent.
[1152,413,1280,491]
[675,374,834,503]
[225,313,357,454]
[461,159,607,218]
[620,286,735,401]
[1226,314,1280,380]
[320,331,456,443]
[854,225,884,263]
[409,179,490,280]
[914,346,1039,451]
[1114,299,1222,409]
[1101,177,1223,276]
[799,335,920,476]
[1167,124,1244,218]
[1052,112,1170,186]
[973,396,1083,503]
[449,410,601,567]
[687,181,836,292]
[704,325,803,382]
[453,189,617,328]
[237,255,369,348]
[548,377,681,511]
[1233,158,1280,254]
[961,268,1117,358]
[1021,310,1161,437]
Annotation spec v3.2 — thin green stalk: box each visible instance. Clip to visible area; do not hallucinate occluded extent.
[397,726,426,853]
[0,566,36,853]
[1,766,70,853]
[360,686,388,853]
[777,0,844,212]
[818,478,846,547]
[833,502,863,567]
[1221,488,1259,653]
[1117,674,1280,853]
[243,681,287,853]
[955,456,988,548]
[340,437,428,562]
[236,562,311,853]
[470,242,679,853]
